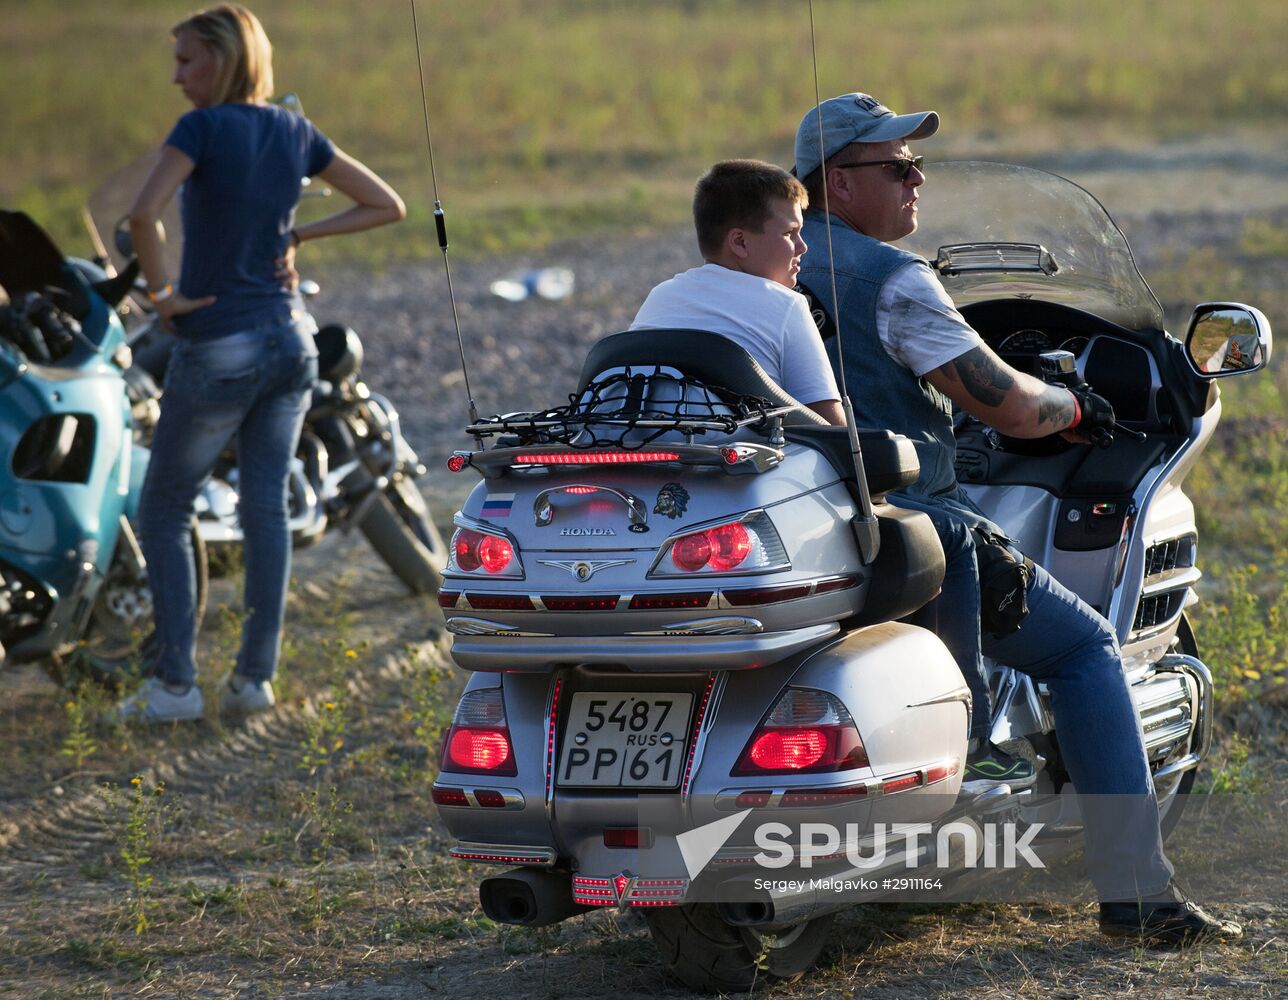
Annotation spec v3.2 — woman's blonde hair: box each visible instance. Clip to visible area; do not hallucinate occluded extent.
[173,4,274,105]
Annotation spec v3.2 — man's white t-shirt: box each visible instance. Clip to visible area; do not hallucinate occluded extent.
[877,261,984,376]
[630,263,840,404]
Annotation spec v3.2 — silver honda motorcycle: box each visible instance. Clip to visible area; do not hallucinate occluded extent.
[430,162,1271,991]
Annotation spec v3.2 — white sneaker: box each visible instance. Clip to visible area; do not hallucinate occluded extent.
[111,677,205,724]
[220,673,276,717]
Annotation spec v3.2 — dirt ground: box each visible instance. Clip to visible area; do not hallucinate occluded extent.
[3,132,1287,997]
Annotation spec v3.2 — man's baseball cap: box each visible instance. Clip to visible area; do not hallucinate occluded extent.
[794,92,939,180]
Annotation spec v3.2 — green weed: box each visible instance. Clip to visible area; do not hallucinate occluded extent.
[108,775,170,936]
[408,649,453,766]
[59,694,98,770]
[1190,564,1288,705]
[1200,732,1265,795]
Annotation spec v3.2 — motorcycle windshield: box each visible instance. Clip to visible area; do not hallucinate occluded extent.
[897,161,1164,332]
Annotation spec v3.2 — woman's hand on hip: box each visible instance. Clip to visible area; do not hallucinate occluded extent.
[156,290,216,331]
[274,244,299,291]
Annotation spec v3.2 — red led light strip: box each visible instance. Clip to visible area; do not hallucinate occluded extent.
[681,674,717,798]
[542,595,620,611]
[572,875,616,907]
[545,677,563,804]
[513,451,681,465]
[449,850,549,864]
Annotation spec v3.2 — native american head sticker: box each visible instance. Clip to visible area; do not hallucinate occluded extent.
[653,483,690,519]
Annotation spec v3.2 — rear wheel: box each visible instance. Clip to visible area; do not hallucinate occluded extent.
[356,475,446,594]
[644,904,833,993]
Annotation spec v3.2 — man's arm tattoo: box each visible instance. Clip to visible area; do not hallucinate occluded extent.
[937,346,1016,408]
[1037,388,1077,431]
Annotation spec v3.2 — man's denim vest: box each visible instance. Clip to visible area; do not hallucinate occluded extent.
[799,209,959,499]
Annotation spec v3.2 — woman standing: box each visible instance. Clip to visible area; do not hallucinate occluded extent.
[114,4,404,723]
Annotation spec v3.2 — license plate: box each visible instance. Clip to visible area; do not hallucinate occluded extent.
[557,692,694,788]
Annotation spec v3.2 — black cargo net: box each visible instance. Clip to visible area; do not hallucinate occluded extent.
[466,368,781,449]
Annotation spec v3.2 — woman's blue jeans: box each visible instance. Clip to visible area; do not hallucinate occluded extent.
[139,319,318,689]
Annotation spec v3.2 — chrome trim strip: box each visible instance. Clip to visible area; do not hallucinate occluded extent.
[907,685,972,709]
[628,617,764,637]
[445,616,555,637]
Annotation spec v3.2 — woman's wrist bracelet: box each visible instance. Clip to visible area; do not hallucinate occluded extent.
[147,283,174,303]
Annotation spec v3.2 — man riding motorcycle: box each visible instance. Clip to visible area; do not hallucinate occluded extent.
[792,91,1239,945]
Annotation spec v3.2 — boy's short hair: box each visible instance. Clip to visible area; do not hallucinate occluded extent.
[693,160,807,258]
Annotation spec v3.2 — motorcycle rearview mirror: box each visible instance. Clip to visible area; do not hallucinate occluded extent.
[112,215,166,261]
[112,216,135,259]
[1184,302,1273,378]
[300,176,332,199]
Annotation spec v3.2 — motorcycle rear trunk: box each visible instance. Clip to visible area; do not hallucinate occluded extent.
[432,331,969,910]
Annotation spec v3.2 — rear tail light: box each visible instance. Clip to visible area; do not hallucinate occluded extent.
[440,688,518,776]
[449,526,522,578]
[465,593,536,611]
[628,591,713,610]
[542,595,620,611]
[431,786,469,807]
[651,511,788,578]
[732,688,868,776]
[881,773,921,795]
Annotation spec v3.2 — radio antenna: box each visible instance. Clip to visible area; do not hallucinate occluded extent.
[807,0,880,564]
[410,0,482,446]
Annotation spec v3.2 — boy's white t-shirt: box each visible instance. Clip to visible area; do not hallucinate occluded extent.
[630,263,840,404]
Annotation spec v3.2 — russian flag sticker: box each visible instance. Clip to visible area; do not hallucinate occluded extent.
[480,493,515,518]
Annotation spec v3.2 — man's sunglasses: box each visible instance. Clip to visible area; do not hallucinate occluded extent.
[832,155,925,181]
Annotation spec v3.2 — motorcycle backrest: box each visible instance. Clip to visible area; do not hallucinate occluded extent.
[576,329,828,428]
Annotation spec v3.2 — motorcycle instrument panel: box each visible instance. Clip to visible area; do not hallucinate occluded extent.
[558,692,694,788]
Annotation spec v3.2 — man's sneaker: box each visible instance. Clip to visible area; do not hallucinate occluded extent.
[220,673,276,717]
[961,742,1036,793]
[1100,883,1243,946]
[110,677,204,724]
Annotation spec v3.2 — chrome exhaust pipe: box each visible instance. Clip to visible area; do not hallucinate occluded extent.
[479,868,586,927]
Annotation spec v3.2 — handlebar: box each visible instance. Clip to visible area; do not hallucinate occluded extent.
[1037,349,1145,447]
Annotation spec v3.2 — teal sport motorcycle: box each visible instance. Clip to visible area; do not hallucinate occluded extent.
[0,209,206,680]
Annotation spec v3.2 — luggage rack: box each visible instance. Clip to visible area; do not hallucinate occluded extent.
[449,370,793,478]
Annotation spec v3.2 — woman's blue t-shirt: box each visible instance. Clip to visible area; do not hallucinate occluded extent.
[165,103,335,340]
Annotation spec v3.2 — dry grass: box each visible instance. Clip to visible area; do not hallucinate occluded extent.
[5,0,1288,258]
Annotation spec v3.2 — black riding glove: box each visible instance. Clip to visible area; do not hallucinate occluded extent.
[1068,385,1116,447]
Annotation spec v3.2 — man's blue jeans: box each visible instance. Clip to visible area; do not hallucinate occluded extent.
[892,490,1175,902]
[139,319,318,689]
